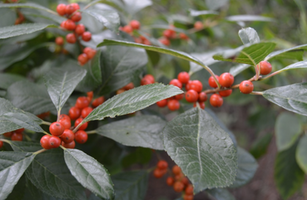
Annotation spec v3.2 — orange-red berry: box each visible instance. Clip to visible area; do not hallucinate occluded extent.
[66,33,76,43]
[40,135,52,149]
[11,132,23,141]
[82,32,92,42]
[59,114,71,129]
[219,73,234,88]
[62,140,75,149]
[92,96,104,108]
[189,80,203,93]
[49,122,64,136]
[56,4,66,16]
[60,129,74,143]
[129,20,140,30]
[170,79,182,89]
[167,99,180,111]
[69,106,81,120]
[194,21,203,30]
[172,165,181,175]
[78,53,88,66]
[156,99,168,107]
[75,96,90,109]
[157,160,168,170]
[75,118,88,130]
[70,12,82,22]
[75,130,88,144]
[166,177,174,186]
[65,4,76,15]
[55,37,64,46]
[173,181,184,192]
[259,61,272,75]
[159,37,170,46]
[49,136,61,148]
[219,89,232,97]
[185,90,199,103]
[177,72,190,84]
[239,80,254,94]
[198,92,207,102]
[210,94,223,107]
[208,75,219,88]
[81,107,93,118]
[75,24,85,35]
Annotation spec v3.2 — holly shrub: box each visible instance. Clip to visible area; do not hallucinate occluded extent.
[0,0,307,200]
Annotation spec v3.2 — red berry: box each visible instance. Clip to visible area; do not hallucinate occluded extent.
[49,122,64,136]
[0,141,3,148]
[3,132,12,137]
[75,118,88,130]
[55,37,64,46]
[75,130,88,144]
[15,128,24,134]
[92,97,104,108]
[210,94,223,107]
[219,73,234,88]
[56,4,66,16]
[175,93,184,100]
[40,135,51,149]
[123,82,134,90]
[189,80,203,93]
[185,90,198,102]
[185,184,194,195]
[121,25,133,34]
[179,33,189,40]
[183,194,194,200]
[239,80,254,94]
[81,107,93,118]
[198,92,207,102]
[169,79,182,89]
[11,132,23,141]
[87,91,94,102]
[219,89,232,97]
[62,140,75,149]
[59,114,71,129]
[63,19,76,31]
[129,20,140,30]
[83,47,96,59]
[157,160,168,170]
[173,181,184,192]
[177,72,190,84]
[167,99,180,111]
[259,61,272,75]
[66,33,76,43]
[141,74,155,85]
[70,3,80,11]
[75,96,90,109]
[208,75,219,88]
[153,168,166,178]
[49,136,61,148]
[172,165,181,175]
[78,53,88,66]
[70,12,82,22]
[82,32,92,42]
[194,21,203,30]
[159,37,170,46]
[60,129,74,143]
[65,4,76,15]
[75,24,85,35]
[69,106,81,120]
[156,99,167,107]
[163,29,176,39]
[166,177,174,186]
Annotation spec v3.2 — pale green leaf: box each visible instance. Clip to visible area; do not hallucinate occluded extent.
[226,15,274,22]
[265,44,307,61]
[189,9,218,16]
[238,27,260,45]
[296,135,307,174]
[207,188,236,200]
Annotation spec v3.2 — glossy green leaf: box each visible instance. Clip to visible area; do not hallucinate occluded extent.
[112,170,148,200]
[226,15,274,22]
[98,45,147,94]
[250,134,273,159]
[0,98,43,134]
[238,27,260,45]
[76,50,102,92]
[0,73,25,90]
[213,42,276,65]
[82,9,120,32]
[230,147,258,188]
[189,52,220,74]
[64,149,114,200]
[275,113,302,151]
[114,0,152,15]
[189,9,218,16]
[207,188,236,200]
[121,148,152,168]
[26,149,86,200]
[263,83,307,116]
[6,175,26,200]
[0,152,35,200]
[229,64,250,76]
[163,107,237,192]
[265,44,307,61]
[296,135,307,174]
[83,83,183,123]
[205,0,228,10]
[10,141,42,152]
[6,80,55,115]
[0,8,16,27]
[0,23,56,39]
[96,115,166,150]
[274,142,305,200]
[43,67,86,112]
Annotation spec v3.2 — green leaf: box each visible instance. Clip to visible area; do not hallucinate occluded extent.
[275,113,302,151]
[0,73,25,90]
[230,147,258,188]
[26,149,86,200]
[97,39,212,74]
[0,98,43,134]
[6,80,55,115]
[274,142,305,199]
[96,115,166,150]
[0,8,16,27]
[163,107,237,192]
[296,135,307,174]
[112,170,149,200]
[84,83,183,123]
[121,148,152,168]
[0,152,35,200]
[213,42,276,65]
[76,50,102,92]
[64,149,114,200]
[189,52,220,74]
[264,61,307,78]
[10,141,42,152]
[265,44,307,61]
[114,0,152,15]
[189,9,218,17]
[229,64,250,76]
[98,45,147,94]
[250,134,273,159]
[81,9,120,32]
[207,188,236,200]
[226,15,274,22]
[43,67,86,112]
[205,0,228,10]
[238,27,260,45]
[0,23,56,39]
[263,83,307,116]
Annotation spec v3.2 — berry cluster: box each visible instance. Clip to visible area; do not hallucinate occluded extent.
[159,25,189,46]
[55,3,96,65]
[2,128,24,141]
[119,20,152,45]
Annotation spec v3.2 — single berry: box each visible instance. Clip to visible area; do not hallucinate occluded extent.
[70,12,82,22]
[62,140,75,149]
[92,96,104,108]
[175,93,184,100]
[208,75,219,88]
[70,3,80,10]
[56,4,66,16]
[83,47,96,59]
[173,181,184,192]
[82,32,92,42]
[141,74,155,85]
[181,177,189,186]
[121,25,133,34]
[259,61,272,75]
[75,24,85,35]
[11,132,23,141]
[59,114,71,129]
[65,4,76,15]
[0,141,3,149]
[153,168,166,178]
[166,177,174,186]
[194,21,203,30]
[60,129,74,143]
[75,118,88,130]
[189,80,203,93]
[183,194,194,200]
[167,99,180,111]
[63,19,76,31]
[157,160,168,170]
[159,37,170,46]
[170,79,182,89]
[198,92,207,102]
[15,128,24,134]
[69,106,81,120]
[129,20,140,30]
[87,91,94,101]
[123,82,134,90]
[66,33,76,43]
[239,80,254,94]
[55,37,64,46]
[219,72,234,88]
[179,33,189,40]
[185,184,194,195]
[210,94,223,107]
[78,53,88,66]
[49,122,65,136]
[219,89,232,97]
[185,90,199,102]
[81,107,93,118]
[75,130,88,144]
[156,99,167,107]
[172,165,181,175]
[49,136,61,148]
[40,135,51,149]
[163,29,176,39]
[177,72,190,84]
[75,96,90,109]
